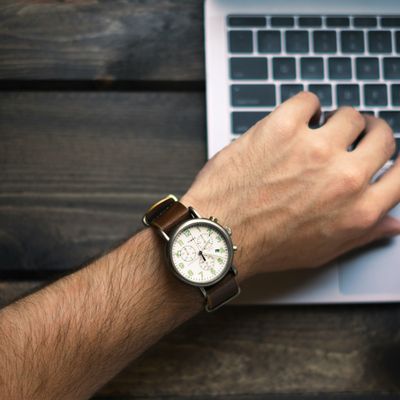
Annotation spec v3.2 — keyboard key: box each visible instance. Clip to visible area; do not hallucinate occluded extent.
[368,31,392,53]
[396,32,400,53]
[392,84,400,105]
[232,111,268,134]
[337,84,360,106]
[229,31,253,53]
[341,31,364,53]
[281,84,304,102]
[273,58,296,80]
[381,17,400,28]
[353,17,377,27]
[326,17,349,27]
[308,84,332,106]
[313,31,337,53]
[356,57,379,80]
[271,17,294,27]
[231,85,276,107]
[301,57,324,80]
[329,58,351,80]
[286,31,309,53]
[228,16,266,27]
[298,17,322,27]
[379,111,400,132]
[383,58,400,80]
[230,58,268,80]
[364,84,388,106]
[359,110,375,116]
[258,31,281,53]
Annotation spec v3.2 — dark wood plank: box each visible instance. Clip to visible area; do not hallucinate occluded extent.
[98,304,400,396]
[2,280,400,396]
[0,0,204,82]
[0,280,43,306]
[0,91,206,273]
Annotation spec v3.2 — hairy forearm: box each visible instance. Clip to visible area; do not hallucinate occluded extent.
[0,229,203,400]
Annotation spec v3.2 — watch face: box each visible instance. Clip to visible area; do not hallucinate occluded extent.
[168,219,233,286]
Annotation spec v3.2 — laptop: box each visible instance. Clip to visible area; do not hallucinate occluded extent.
[204,0,400,304]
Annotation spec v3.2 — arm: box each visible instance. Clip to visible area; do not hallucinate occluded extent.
[1,92,400,400]
[0,229,205,400]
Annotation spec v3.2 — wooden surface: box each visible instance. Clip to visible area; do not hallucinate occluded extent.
[1,1,400,399]
[0,0,204,82]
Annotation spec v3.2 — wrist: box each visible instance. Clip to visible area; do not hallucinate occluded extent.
[124,229,203,317]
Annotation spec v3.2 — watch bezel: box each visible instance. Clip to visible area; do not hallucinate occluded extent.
[166,218,234,287]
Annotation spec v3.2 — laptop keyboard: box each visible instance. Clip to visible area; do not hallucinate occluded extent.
[227,15,400,144]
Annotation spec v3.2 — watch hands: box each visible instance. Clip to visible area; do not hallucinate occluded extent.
[198,251,206,262]
[200,236,213,253]
[201,251,220,259]
[188,231,202,252]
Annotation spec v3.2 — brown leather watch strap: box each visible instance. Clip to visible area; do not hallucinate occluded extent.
[204,270,240,311]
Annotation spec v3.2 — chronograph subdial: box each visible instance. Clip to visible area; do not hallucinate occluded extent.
[199,253,215,271]
[179,245,196,262]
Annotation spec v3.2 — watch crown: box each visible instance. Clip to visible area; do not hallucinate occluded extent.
[233,245,238,252]
[225,226,232,235]
[209,216,218,223]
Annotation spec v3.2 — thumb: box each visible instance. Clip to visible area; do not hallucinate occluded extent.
[359,215,400,246]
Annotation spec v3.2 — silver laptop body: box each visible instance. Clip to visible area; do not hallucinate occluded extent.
[205,0,400,304]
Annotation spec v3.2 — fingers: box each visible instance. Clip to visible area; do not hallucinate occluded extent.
[275,91,321,126]
[321,107,366,148]
[365,156,400,213]
[350,115,395,179]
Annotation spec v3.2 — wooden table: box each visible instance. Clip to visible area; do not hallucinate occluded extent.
[1,1,400,399]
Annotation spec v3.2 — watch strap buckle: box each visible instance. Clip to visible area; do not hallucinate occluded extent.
[142,194,178,227]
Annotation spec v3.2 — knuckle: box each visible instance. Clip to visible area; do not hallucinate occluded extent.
[381,126,396,158]
[340,107,365,130]
[339,165,365,193]
[308,138,331,163]
[353,202,380,230]
[376,115,393,134]
[269,112,298,135]
[298,90,320,106]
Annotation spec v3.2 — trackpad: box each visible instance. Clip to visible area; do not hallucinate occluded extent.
[339,205,400,295]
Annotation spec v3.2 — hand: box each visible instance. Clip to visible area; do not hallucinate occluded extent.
[181,92,400,280]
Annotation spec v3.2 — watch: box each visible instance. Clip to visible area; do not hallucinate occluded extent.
[142,194,240,311]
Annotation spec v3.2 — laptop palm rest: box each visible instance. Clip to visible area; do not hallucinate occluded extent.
[338,204,400,295]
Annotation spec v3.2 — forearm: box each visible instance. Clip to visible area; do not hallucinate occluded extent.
[0,228,204,400]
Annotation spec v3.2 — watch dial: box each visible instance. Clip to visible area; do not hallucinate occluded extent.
[170,222,231,285]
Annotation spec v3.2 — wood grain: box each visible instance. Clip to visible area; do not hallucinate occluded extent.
[0,91,205,273]
[0,0,204,82]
